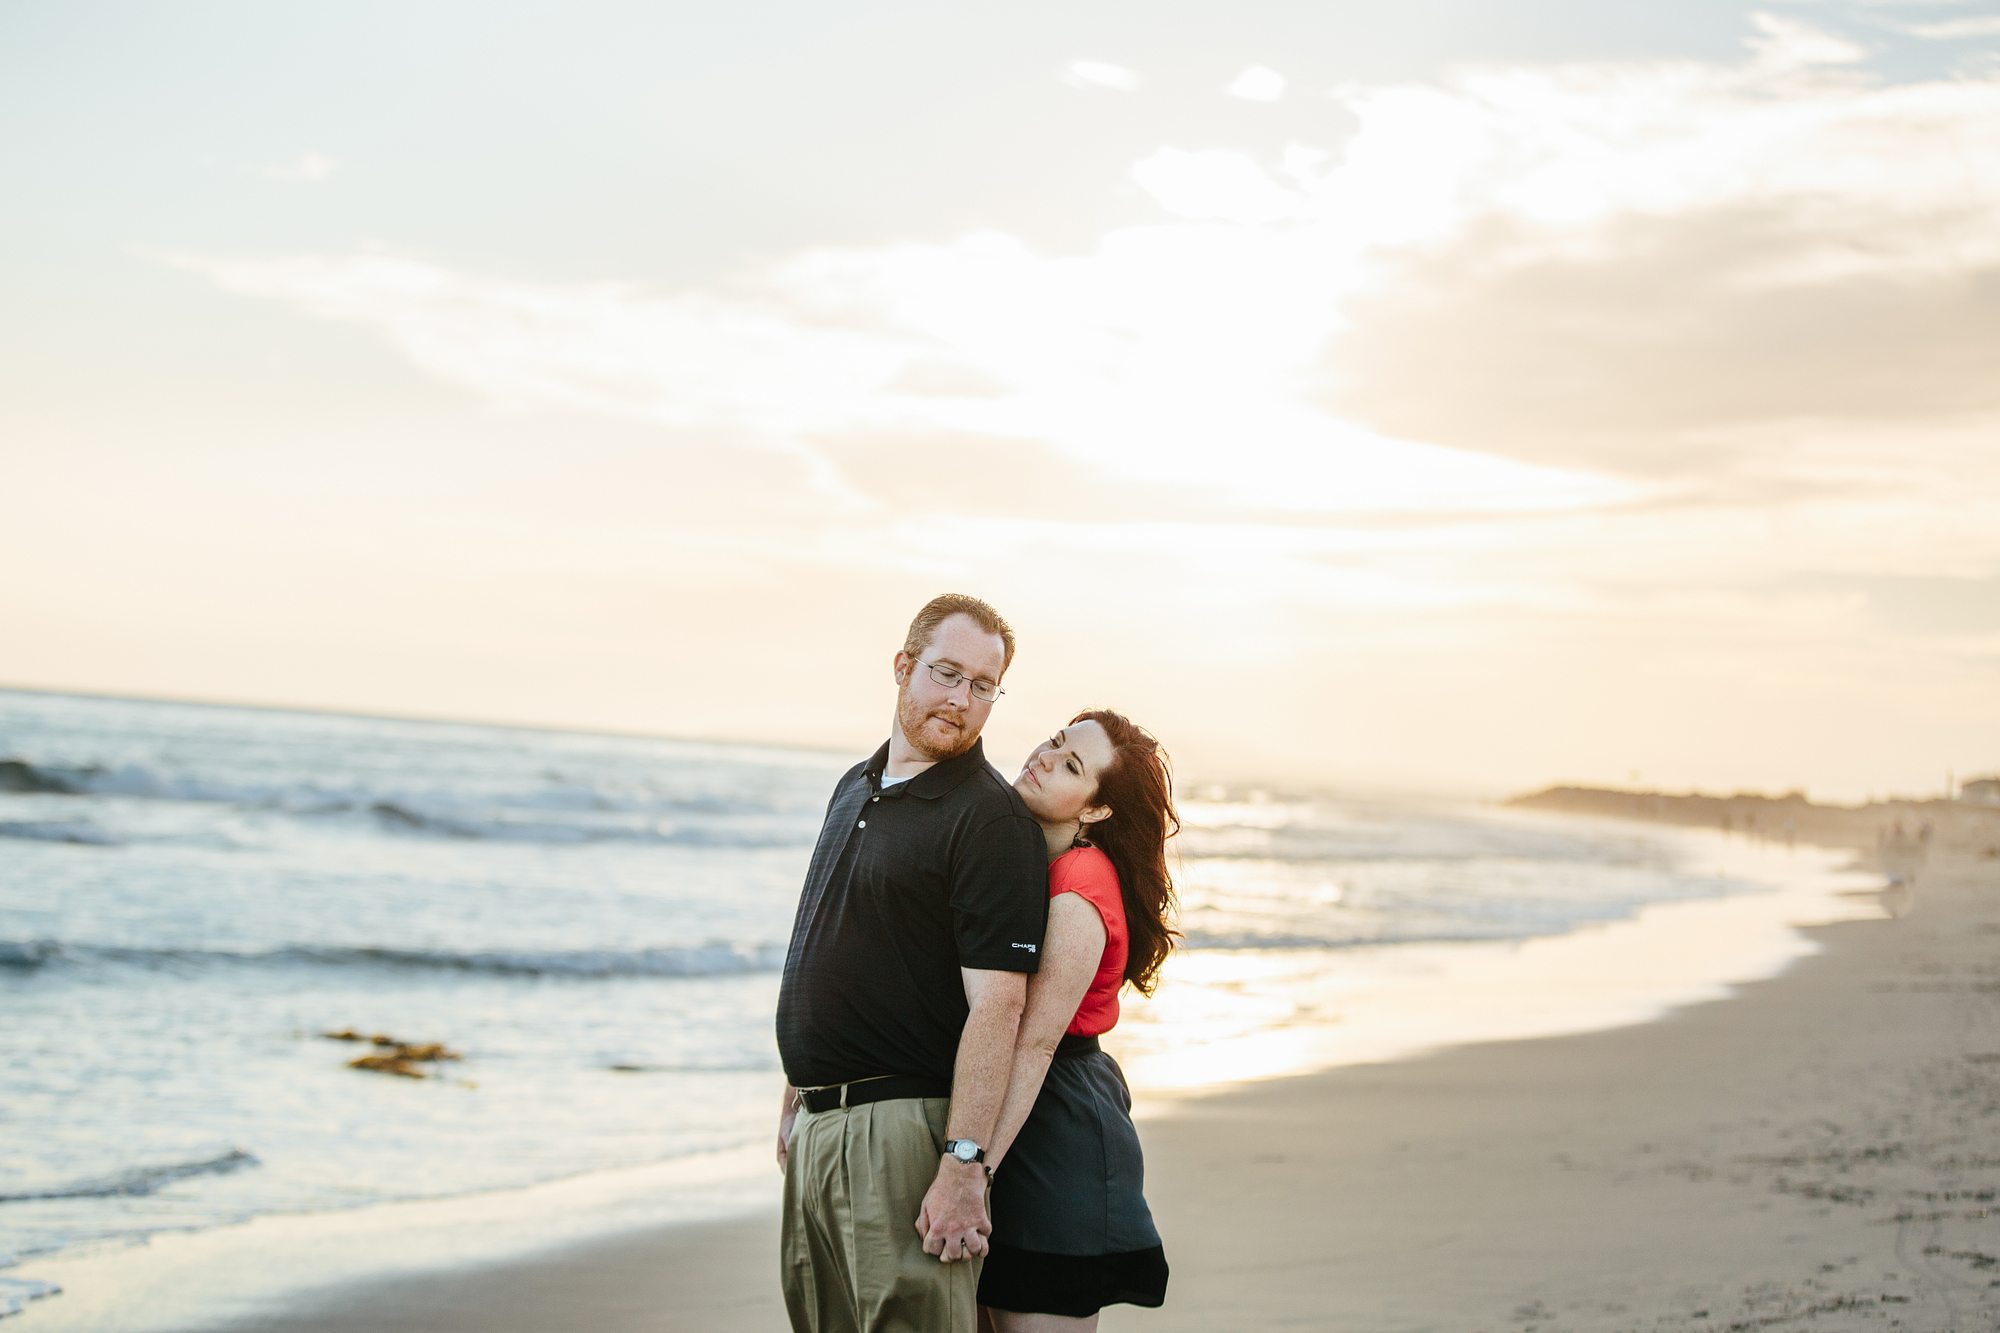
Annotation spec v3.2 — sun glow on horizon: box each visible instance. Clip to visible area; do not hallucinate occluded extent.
[4,5,1999,799]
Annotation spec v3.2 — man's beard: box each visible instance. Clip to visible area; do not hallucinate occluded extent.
[896,683,979,762]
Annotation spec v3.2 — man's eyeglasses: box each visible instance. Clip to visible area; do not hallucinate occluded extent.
[915,659,1005,703]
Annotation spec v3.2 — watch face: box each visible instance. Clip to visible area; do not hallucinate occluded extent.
[951,1141,978,1161]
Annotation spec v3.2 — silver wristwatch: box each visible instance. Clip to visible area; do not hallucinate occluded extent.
[943,1139,986,1166]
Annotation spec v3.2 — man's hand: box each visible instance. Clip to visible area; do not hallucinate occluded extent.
[914,1156,990,1262]
[913,967,1020,1262]
[776,1085,800,1173]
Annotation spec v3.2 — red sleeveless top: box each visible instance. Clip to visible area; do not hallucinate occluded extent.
[1049,845,1128,1036]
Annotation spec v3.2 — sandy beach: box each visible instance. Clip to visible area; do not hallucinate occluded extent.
[14,0,2000,1323]
[144,811,2000,1333]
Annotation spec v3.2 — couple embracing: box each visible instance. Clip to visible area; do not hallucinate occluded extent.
[776,594,1177,1333]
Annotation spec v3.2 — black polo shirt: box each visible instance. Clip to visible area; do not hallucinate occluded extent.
[775,737,1048,1089]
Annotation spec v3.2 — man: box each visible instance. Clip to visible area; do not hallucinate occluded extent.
[775,594,1049,1333]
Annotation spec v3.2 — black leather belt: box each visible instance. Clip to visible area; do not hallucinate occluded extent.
[1055,1033,1101,1059]
[799,1075,951,1113]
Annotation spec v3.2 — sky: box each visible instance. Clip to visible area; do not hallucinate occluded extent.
[4,0,1999,799]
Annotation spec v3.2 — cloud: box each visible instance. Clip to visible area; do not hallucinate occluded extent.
[1063,60,1139,92]
[262,152,337,182]
[1745,12,1868,67]
[1905,13,2000,37]
[170,251,916,436]
[1327,208,2000,473]
[176,12,2000,619]
[1225,65,1288,101]
[1784,574,2000,635]
[1129,147,1305,225]
[1296,17,2000,482]
[172,240,1618,520]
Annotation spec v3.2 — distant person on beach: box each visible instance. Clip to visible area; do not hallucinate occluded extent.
[775,594,1048,1333]
[976,710,1177,1330]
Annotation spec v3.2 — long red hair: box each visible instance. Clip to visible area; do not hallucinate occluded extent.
[1071,708,1181,996]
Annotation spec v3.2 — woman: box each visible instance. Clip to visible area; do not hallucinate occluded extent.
[977,708,1179,1331]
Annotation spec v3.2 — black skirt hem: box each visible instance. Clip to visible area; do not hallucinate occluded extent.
[976,1239,1169,1317]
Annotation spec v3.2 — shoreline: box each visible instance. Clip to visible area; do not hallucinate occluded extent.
[11,808,1952,1328]
[1112,825,1882,1099]
[1116,837,2000,1330]
[7,818,1919,1332]
[166,841,1994,1333]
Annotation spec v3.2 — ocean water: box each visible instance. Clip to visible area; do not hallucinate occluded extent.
[0,688,1808,1318]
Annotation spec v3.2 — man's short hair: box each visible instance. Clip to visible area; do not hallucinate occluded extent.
[903,594,1017,677]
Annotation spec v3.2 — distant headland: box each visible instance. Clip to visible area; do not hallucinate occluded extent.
[1504,781,2000,858]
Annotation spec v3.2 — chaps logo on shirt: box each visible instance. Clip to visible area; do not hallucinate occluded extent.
[1011,942,1038,952]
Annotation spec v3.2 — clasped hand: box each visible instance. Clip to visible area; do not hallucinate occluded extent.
[915,1156,990,1263]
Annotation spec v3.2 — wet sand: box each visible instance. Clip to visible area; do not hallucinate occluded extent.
[181,838,2000,1333]
[1113,841,2000,1331]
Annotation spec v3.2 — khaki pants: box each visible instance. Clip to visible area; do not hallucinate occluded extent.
[782,1096,982,1333]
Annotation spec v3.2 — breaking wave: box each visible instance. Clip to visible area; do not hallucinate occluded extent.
[1178,927,1522,951]
[0,820,117,846]
[0,759,85,794]
[1177,819,1664,867]
[0,756,816,848]
[0,939,59,969]
[0,1149,259,1203]
[0,1276,62,1319]
[362,801,809,847]
[0,939,786,978]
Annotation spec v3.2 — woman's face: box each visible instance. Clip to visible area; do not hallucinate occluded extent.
[1014,720,1116,827]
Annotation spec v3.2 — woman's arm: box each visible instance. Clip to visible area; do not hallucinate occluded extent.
[984,891,1107,1173]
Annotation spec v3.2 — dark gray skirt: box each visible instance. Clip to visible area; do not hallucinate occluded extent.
[988,1042,1159,1254]
[978,1039,1167,1315]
